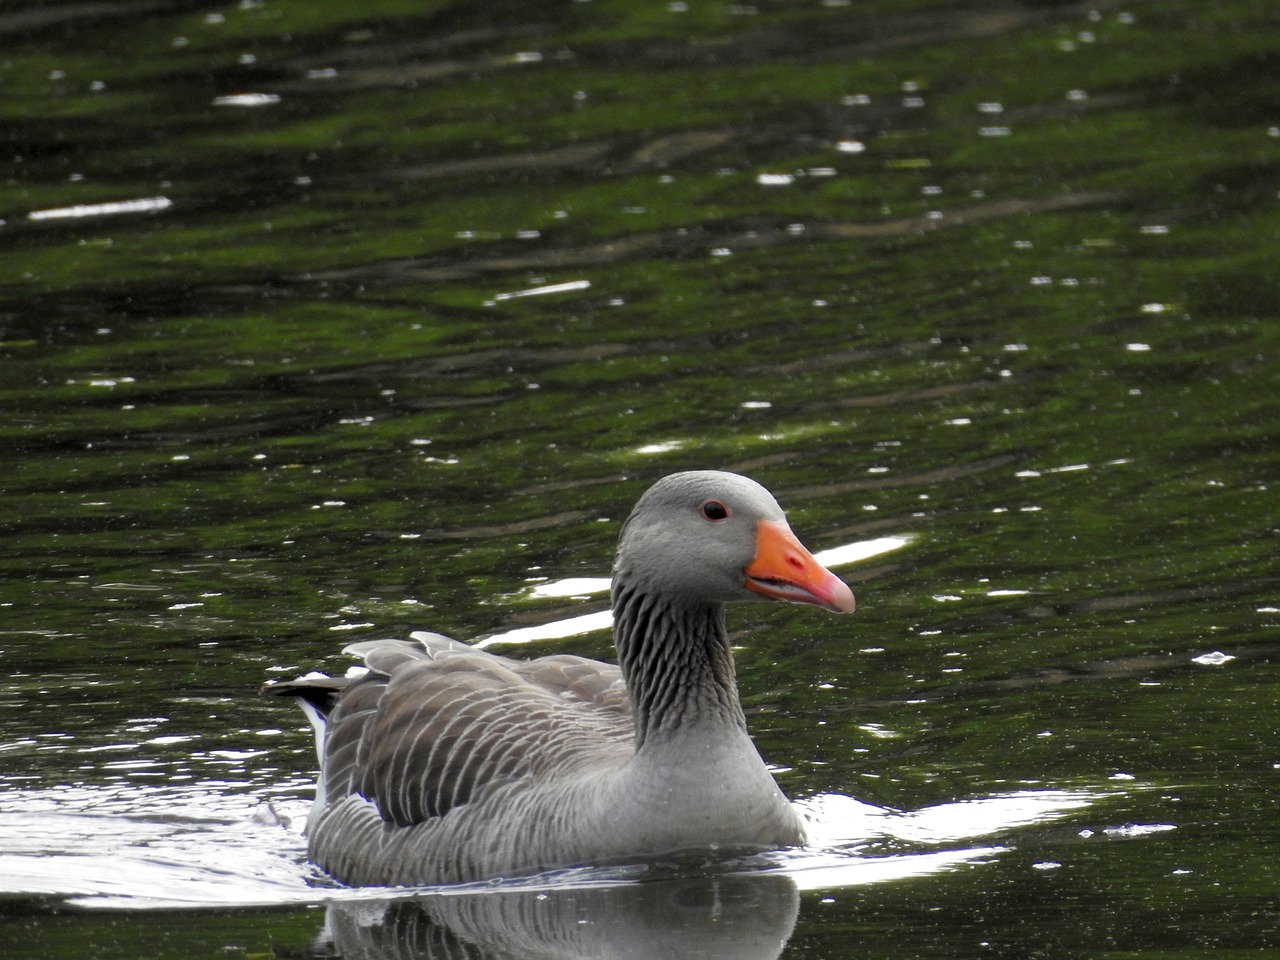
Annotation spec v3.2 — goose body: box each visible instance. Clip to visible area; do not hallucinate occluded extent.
[267,471,854,886]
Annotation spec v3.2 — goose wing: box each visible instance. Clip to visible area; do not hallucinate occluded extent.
[272,636,633,829]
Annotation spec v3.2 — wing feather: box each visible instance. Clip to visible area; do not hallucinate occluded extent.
[308,641,633,829]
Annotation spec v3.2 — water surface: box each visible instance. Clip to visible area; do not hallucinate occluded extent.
[2,0,1278,956]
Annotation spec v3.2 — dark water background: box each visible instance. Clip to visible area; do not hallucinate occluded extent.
[2,0,1278,956]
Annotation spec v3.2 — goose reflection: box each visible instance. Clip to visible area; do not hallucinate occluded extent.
[309,872,798,960]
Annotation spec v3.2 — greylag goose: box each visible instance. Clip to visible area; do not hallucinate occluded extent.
[266,471,854,886]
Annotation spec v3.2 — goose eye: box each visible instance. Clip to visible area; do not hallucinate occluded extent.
[700,500,730,522]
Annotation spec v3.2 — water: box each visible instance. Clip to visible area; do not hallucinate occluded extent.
[3,0,1279,955]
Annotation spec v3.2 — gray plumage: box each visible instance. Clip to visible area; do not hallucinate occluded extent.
[265,471,853,886]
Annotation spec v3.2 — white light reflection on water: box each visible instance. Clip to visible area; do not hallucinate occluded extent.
[0,783,314,908]
[796,789,1095,848]
[493,279,591,301]
[778,788,1103,890]
[634,440,686,455]
[813,536,909,568]
[0,782,1107,909]
[780,845,1005,892]
[211,93,281,107]
[476,537,909,648]
[471,611,613,649]
[522,576,612,599]
[27,196,172,221]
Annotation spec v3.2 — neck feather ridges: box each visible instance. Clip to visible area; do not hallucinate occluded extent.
[611,580,748,749]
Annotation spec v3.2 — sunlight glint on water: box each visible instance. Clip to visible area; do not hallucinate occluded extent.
[0,783,1101,909]
[483,538,909,646]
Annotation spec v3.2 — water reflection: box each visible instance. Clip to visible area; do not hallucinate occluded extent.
[481,536,910,647]
[295,789,1104,959]
[26,196,173,222]
[314,874,800,960]
[0,785,1123,960]
[796,788,1096,849]
[0,783,1098,912]
[5,0,1278,953]
[286,797,1092,960]
[0,784,311,906]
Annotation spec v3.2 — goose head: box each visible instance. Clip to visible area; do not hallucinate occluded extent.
[614,471,855,613]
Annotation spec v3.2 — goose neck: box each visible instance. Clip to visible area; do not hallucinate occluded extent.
[611,581,748,749]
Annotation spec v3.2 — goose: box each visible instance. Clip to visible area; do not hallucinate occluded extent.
[266,470,854,886]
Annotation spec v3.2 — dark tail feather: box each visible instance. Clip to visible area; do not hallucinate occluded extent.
[262,675,351,718]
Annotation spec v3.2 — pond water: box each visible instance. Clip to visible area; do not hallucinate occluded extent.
[2,0,1279,956]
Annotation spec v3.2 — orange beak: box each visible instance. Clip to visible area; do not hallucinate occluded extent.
[744,520,855,613]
